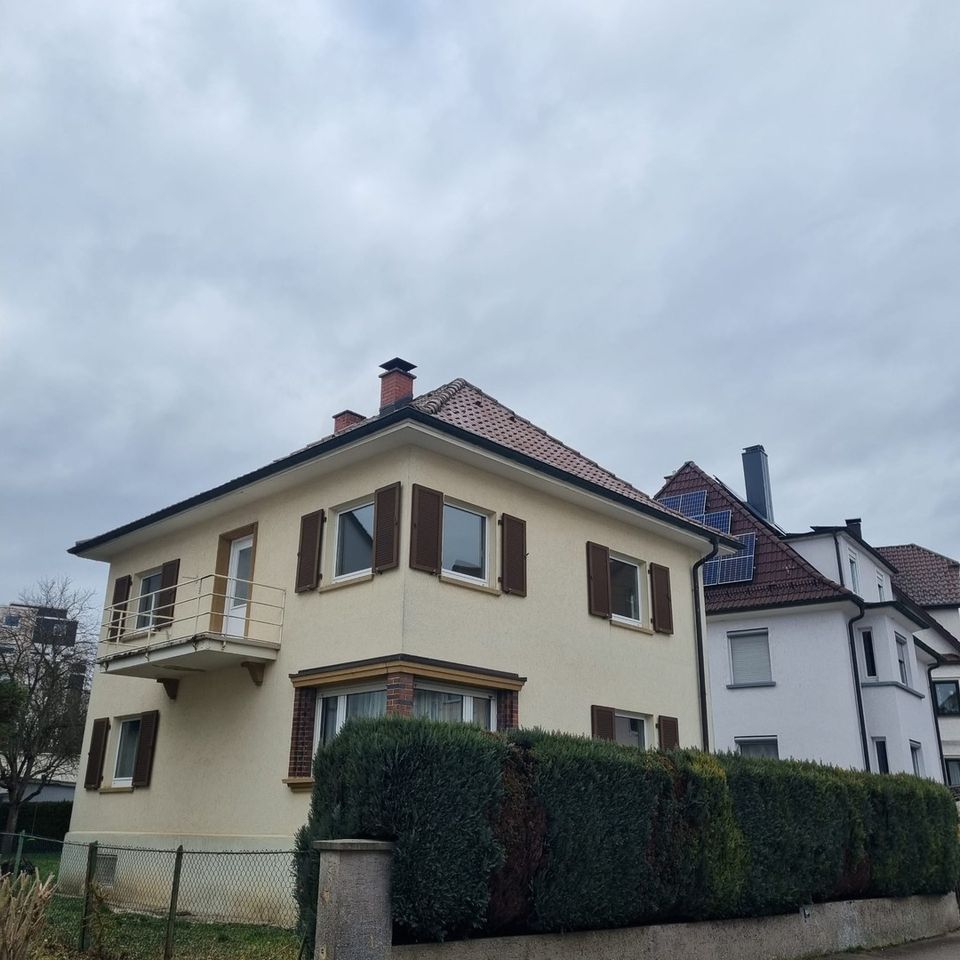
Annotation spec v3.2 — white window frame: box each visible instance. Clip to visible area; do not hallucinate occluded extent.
[441,500,491,586]
[735,737,779,759]
[910,740,923,777]
[332,498,375,583]
[873,737,889,773]
[136,568,163,632]
[895,634,910,686]
[727,629,773,686]
[945,757,960,787]
[848,552,860,594]
[860,628,877,678]
[609,552,647,627]
[876,574,885,602]
[613,709,649,749]
[112,716,142,787]
[313,683,387,752]
[413,681,497,731]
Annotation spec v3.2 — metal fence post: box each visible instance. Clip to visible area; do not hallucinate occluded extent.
[12,831,24,879]
[164,845,184,960]
[78,841,99,952]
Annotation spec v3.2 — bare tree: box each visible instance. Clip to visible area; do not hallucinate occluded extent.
[0,577,97,846]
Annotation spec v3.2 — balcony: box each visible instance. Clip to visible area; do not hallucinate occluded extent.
[97,575,285,691]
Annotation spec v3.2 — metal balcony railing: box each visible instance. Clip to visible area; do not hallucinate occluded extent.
[98,574,285,653]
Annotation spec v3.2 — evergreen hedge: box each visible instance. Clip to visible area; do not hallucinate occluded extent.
[295,719,960,950]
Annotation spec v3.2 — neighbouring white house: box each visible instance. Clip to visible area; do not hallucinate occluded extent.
[65,359,738,875]
[656,446,960,779]
[875,543,960,792]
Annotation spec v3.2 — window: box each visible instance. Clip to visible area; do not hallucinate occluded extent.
[910,741,923,777]
[113,717,142,786]
[945,759,960,787]
[441,503,487,582]
[136,570,163,630]
[614,713,646,749]
[896,635,909,685]
[877,575,885,602]
[413,684,495,731]
[315,688,387,748]
[874,738,889,774]
[736,738,779,759]
[934,681,960,716]
[861,630,877,678]
[3,613,20,627]
[609,556,643,623]
[334,502,375,579]
[728,630,773,685]
[848,553,860,594]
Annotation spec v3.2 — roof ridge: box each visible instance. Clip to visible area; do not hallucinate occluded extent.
[435,380,652,502]
[878,543,960,565]
[411,378,469,415]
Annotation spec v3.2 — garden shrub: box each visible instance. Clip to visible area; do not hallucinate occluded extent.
[296,718,960,947]
[294,716,510,949]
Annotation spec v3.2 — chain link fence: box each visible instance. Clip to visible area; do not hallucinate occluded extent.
[1,831,311,958]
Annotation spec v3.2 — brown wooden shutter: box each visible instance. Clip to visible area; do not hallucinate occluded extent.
[288,687,318,778]
[84,718,110,790]
[108,575,132,640]
[373,482,401,573]
[500,514,527,596]
[410,484,443,573]
[154,559,180,628]
[586,542,611,617]
[658,715,680,750]
[295,510,325,593]
[132,710,159,787]
[591,705,616,741]
[649,563,674,634]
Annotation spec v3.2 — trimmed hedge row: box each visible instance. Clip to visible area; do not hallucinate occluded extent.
[295,719,960,948]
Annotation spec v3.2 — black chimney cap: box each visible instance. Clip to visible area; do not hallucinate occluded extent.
[379,358,416,374]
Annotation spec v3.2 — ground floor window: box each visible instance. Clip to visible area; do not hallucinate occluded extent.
[413,684,495,731]
[910,741,924,777]
[614,712,646,749]
[874,738,890,774]
[315,688,387,748]
[113,717,142,786]
[945,758,960,787]
[736,737,779,759]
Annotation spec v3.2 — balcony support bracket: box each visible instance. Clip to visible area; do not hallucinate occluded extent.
[242,661,266,686]
[157,678,180,701]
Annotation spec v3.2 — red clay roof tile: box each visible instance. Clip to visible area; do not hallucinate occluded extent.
[875,544,960,608]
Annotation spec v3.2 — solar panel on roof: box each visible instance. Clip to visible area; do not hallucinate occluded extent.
[679,491,707,517]
[660,494,682,512]
[702,532,756,586]
[703,510,732,534]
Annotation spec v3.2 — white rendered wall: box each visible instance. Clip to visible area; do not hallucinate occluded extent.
[707,606,865,768]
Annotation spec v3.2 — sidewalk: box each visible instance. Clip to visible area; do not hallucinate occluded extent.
[818,931,960,958]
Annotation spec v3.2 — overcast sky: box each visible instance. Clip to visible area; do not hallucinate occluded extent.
[2,1,959,607]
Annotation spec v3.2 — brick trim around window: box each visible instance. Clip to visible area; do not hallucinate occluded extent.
[386,672,415,717]
[286,686,317,780]
[497,689,520,731]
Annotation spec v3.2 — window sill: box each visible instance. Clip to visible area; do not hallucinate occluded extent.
[860,680,925,700]
[283,777,314,792]
[99,785,135,794]
[727,681,776,689]
[610,617,654,635]
[319,573,374,594]
[438,574,501,597]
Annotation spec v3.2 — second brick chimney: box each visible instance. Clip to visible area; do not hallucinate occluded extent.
[379,358,417,413]
[332,410,366,434]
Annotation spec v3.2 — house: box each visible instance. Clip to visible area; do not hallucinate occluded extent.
[65,359,736,863]
[656,446,959,778]
[875,544,960,790]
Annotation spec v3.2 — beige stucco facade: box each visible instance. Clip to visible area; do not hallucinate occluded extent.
[69,423,714,850]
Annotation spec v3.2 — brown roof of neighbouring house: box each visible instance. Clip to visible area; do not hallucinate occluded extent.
[656,461,854,613]
[875,544,960,608]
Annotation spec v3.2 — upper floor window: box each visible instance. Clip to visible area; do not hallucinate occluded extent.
[334,501,375,579]
[3,613,20,628]
[848,553,860,594]
[874,738,889,773]
[895,635,909,685]
[136,570,163,631]
[876,575,885,602]
[934,681,960,716]
[736,737,779,759]
[910,741,924,777]
[946,758,960,787]
[729,629,773,685]
[441,503,487,582]
[861,629,877,678]
[610,555,643,624]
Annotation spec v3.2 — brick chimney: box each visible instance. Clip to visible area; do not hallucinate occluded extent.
[379,358,417,413]
[332,410,366,434]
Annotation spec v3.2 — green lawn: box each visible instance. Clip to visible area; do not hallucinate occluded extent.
[36,895,302,959]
